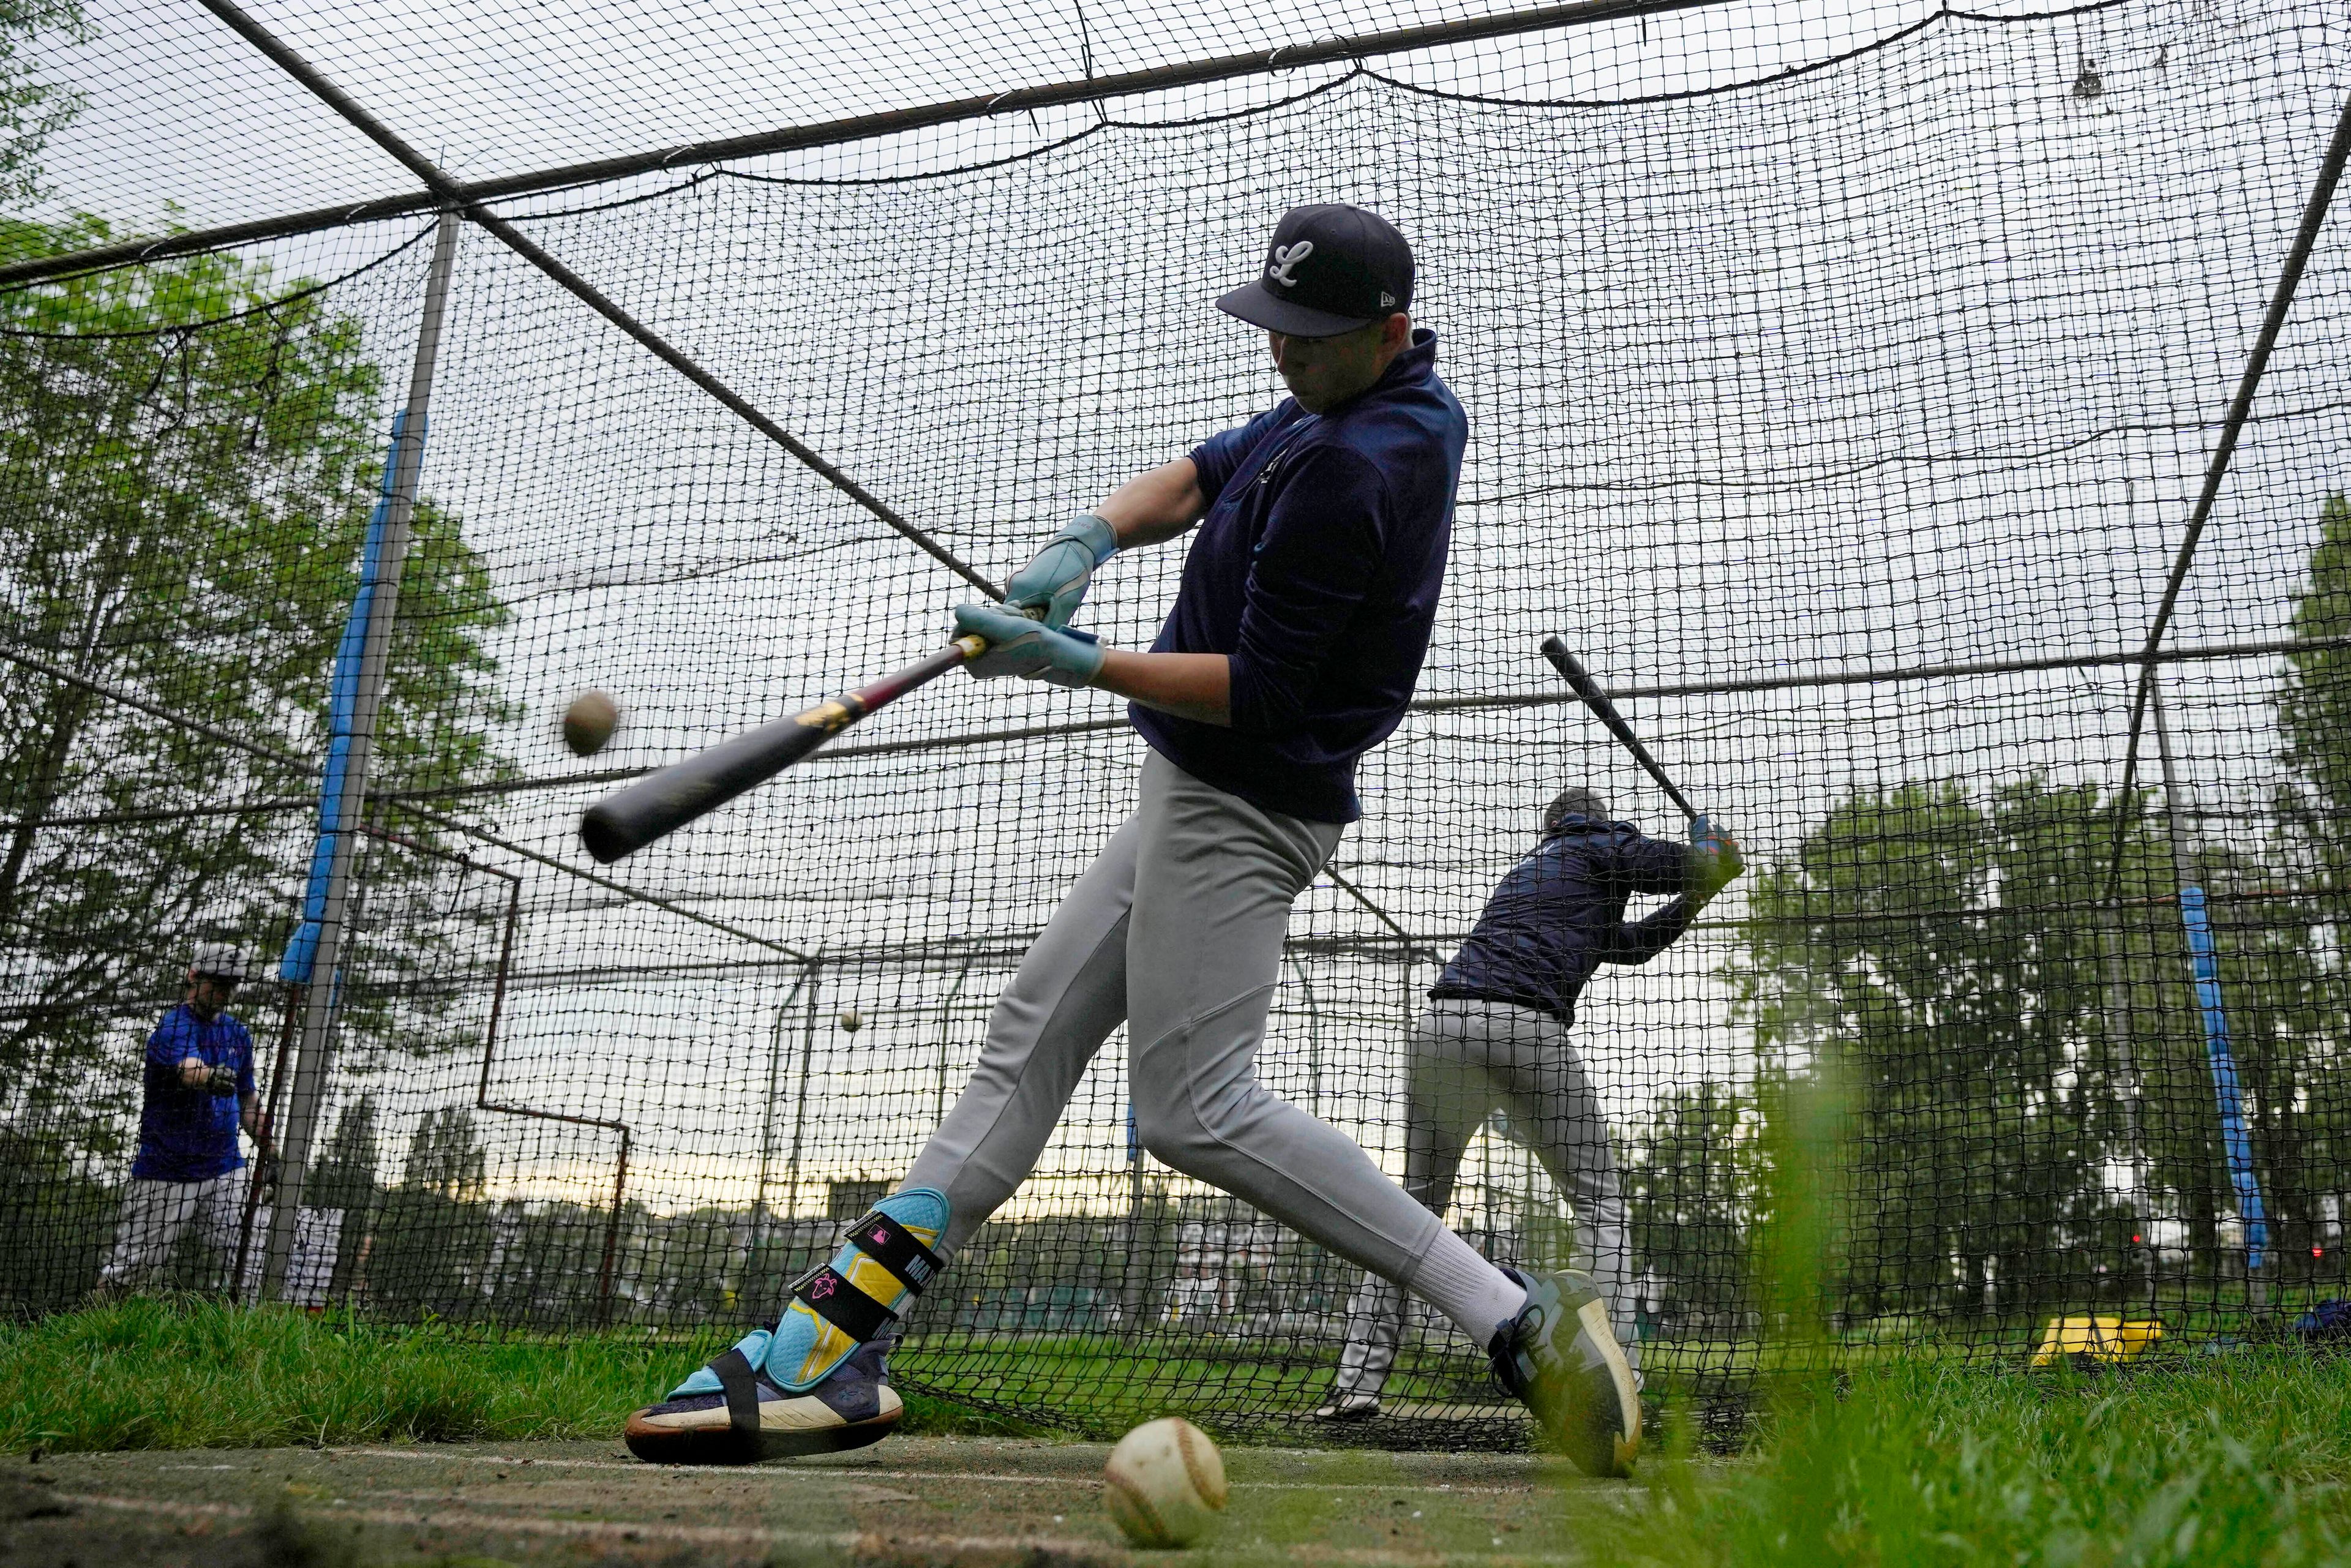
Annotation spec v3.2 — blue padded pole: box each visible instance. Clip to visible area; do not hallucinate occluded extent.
[2148,676,2270,1291]
[260,211,460,1299]
[279,410,410,988]
[2176,887,2270,1273]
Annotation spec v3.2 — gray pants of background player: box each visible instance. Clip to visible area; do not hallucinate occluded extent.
[1329,996,1637,1401]
[99,1171,339,1306]
[903,751,1457,1290]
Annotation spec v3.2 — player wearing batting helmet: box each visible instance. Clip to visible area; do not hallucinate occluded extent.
[630,204,1654,1474]
[1313,788,1742,1430]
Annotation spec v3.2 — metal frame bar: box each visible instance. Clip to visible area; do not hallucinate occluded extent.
[750,965,819,1253]
[2102,92,2351,898]
[0,0,1741,288]
[189,0,999,601]
[462,853,636,1326]
[67,631,2317,828]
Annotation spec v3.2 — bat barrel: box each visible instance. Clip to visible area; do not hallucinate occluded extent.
[577,637,981,863]
[580,709,839,863]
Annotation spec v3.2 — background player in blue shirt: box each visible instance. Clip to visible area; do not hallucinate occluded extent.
[1313,786,1742,1422]
[630,206,1651,1476]
[97,942,274,1292]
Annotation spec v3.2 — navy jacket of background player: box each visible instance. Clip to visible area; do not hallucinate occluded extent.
[1430,801,1739,1024]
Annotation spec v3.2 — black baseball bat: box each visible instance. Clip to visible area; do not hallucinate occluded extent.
[1539,636,1701,825]
[580,634,987,863]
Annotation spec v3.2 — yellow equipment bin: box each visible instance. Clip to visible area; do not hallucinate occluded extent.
[2031,1316,2164,1367]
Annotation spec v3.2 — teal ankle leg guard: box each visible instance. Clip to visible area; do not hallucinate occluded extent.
[762,1188,948,1394]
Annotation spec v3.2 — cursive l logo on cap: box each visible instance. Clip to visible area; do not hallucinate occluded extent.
[1266,241,1314,287]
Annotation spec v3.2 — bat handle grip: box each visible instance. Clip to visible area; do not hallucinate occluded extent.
[955,625,1097,664]
[958,601,1054,660]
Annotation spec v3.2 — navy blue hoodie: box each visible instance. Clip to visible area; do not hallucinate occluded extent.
[1128,329,1464,824]
[1430,816,1700,1024]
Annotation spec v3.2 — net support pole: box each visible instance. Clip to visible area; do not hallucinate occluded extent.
[261,210,461,1302]
[2148,675,2270,1304]
[784,964,823,1232]
[2097,902,2158,1312]
[751,966,817,1257]
[1123,1100,1145,1323]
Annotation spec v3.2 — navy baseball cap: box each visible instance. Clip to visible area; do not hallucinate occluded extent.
[1216,204,1414,338]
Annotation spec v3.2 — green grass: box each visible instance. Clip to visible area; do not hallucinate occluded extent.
[0,1296,1027,1452]
[1605,1356,2351,1566]
[8,1299,2350,1566]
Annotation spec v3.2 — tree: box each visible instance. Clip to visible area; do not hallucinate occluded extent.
[308,1094,381,1211]
[2251,490,2351,1280]
[1622,1081,1756,1330]
[2277,493,2351,880]
[400,1107,487,1202]
[369,1106,493,1316]
[1731,779,2177,1321]
[0,1,83,209]
[0,213,517,1159]
[306,1093,381,1302]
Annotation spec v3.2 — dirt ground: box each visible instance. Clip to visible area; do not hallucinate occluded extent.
[0,1434,1663,1566]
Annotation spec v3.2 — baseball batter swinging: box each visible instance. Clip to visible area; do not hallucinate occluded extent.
[1314,786,1742,1423]
[629,205,1644,1476]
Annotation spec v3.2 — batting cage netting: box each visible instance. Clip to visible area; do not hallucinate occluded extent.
[2,0,2348,1444]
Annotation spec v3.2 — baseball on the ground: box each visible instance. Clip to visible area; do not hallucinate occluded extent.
[561,689,620,757]
[1103,1416,1227,1548]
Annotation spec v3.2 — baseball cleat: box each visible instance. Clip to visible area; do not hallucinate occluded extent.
[1310,1392,1382,1423]
[624,1335,899,1465]
[1488,1266,1641,1477]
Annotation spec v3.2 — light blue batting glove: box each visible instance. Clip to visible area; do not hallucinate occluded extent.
[953,602,1108,689]
[1003,514,1117,629]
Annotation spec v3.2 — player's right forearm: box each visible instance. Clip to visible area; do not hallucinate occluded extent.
[1096,458,1205,549]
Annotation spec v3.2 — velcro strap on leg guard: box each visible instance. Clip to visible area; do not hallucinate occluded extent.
[790,1264,896,1341]
[710,1346,762,1436]
[842,1210,942,1296]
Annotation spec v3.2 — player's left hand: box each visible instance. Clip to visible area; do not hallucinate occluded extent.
[954,602,1108,689]
[1003,514,1117,629]
[206,1064,240,1097]
[1691,815,1743,895]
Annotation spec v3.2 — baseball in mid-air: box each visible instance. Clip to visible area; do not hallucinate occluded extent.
[1103,1416,1226,1548]
[838,1008,864,1033]
[562,690,620,757]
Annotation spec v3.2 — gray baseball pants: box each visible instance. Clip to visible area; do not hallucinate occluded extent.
[1329,996,1638,1401]
[902,751,1454,1287]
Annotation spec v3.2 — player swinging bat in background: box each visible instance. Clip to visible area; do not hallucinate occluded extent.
[1313,785,1741,1423]
[627,204,1648,1477]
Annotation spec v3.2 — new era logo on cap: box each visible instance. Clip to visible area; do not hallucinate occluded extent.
[1219,204,1414,338]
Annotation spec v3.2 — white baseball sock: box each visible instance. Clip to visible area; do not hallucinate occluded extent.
[1407,1228,1528,1343]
